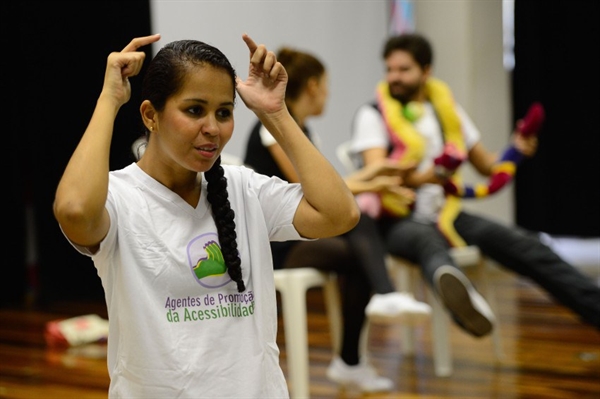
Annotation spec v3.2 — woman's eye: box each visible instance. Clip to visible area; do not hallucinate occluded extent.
[188,106,203,115]
[217,109,232,120]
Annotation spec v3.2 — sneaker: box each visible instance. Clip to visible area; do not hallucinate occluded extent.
[326,356,394,392]
[365,292,432,324]
[434,265,496,337]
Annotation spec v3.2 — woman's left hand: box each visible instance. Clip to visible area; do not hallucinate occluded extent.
[236,34,287,116]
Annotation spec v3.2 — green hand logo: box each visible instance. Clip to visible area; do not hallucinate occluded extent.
[193,241,227,280]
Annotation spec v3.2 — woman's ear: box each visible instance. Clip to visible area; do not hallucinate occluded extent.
[140,100,157,131]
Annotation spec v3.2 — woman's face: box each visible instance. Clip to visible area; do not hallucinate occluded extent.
[156,65,235,173]
[312,72,329,117]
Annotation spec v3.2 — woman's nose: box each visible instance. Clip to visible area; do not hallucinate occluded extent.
[200,115,219,136]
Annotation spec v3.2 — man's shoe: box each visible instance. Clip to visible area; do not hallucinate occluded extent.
[365,292,432,324]
[434,265,495,337]
[326,356,394,393]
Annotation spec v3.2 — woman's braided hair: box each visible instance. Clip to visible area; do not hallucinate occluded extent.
[204,157,244,292]
[139,39,245,292]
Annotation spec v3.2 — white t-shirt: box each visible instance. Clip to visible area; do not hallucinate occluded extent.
[68,163,305,398]
[351,101,481,221]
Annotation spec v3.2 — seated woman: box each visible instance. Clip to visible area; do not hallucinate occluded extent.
[243,46,430,392]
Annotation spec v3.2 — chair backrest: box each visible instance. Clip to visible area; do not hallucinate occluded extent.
[132,136,147,160]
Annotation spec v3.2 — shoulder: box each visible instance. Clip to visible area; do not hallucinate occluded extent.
[258,124,276,147]
[354,101,381,122]
[454,104,481,147]
[108,163,140,189]
[222,164,271,192]
[358,100,379,113]
[352,101,385,130]
[222,165,303,213]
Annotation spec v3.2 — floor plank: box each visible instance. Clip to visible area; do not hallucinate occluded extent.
[1,266,599,398]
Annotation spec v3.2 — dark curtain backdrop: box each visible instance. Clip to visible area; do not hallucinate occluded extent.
[2,1,152,307]
[513,1,599,237]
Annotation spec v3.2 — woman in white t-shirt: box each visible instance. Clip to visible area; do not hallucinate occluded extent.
[53,33,359,398]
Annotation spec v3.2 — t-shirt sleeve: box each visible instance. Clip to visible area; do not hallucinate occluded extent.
[350,104,389,155]
[57,188,118,261]
[256,172,305,241]
[259,124,277,147]
[456,104,482,150]
[233,166,309,242]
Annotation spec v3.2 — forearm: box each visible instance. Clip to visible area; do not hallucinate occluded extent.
[345,179,383,195]
[261,111,359,237]
[345,175,399,195]
[404,166,440,187]
[469,142,498,176]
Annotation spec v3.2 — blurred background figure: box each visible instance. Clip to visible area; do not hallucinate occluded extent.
[350,32,600,338]
[244,45,430,393]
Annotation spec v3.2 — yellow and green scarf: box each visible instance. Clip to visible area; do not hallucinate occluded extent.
[376,78,467,247]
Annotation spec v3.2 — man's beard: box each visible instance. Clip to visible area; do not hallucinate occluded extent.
[388,81,420,104]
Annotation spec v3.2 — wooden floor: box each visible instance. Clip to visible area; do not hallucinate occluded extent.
[1,265,599,399]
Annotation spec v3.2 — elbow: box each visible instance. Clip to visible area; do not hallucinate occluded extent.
[346,203,361,231]
[53,198,92,230]
[298,195,361,238]
[332,199,360,235]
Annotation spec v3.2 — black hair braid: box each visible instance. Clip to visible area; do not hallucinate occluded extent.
[204,157,245,292]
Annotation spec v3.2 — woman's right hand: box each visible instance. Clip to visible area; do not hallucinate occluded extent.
[100,34,161,108]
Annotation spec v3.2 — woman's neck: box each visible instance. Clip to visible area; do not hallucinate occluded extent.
[137,151,201,207]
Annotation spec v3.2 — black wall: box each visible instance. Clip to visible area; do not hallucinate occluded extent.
[513,1,600,237]
[3,1,152,307]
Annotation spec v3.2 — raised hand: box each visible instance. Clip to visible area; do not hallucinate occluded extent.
[101,34,160,108]
[512,102,544,157]
[513,131,538,157]
[235,34,287,116]
[516,102,545,138]
[444,103,545,198]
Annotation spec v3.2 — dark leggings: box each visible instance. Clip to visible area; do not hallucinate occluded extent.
[275,213,395,365]
[382,211,600,329]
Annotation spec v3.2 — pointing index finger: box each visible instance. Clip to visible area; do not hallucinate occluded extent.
[122,34,161,53]
[242,33,257,55]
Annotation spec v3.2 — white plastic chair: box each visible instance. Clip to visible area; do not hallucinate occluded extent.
[337,141,504,377]
[335,140,361,172]
[386,249,503,376]
[273,268,341,399]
